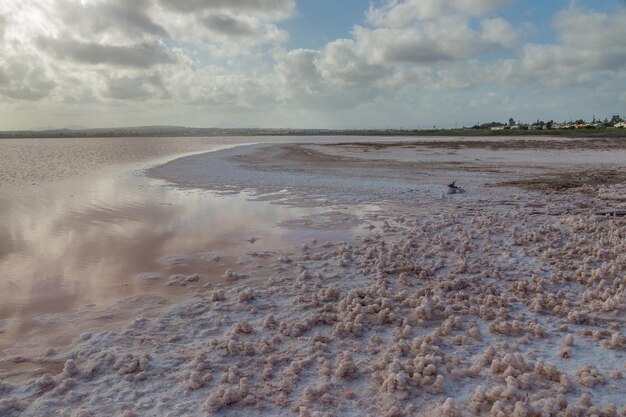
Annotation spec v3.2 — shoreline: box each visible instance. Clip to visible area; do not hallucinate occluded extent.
[2,128,626,140]
[2,137,625,416]
[149,138,626,209]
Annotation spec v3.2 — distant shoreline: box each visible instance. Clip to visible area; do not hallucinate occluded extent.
[1,126,626,139]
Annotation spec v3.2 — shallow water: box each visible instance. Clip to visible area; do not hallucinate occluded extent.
[3,134,562,365]
[0,136,240,190]
[0,137,371,360]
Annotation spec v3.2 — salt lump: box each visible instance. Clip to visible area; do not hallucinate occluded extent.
[335,352,358,379]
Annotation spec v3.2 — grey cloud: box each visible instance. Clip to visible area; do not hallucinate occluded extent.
[202,14,256,38]
[0,68,8,85]
[157,0,294,17]
[0,85,53,100]
[0,15,6,42]
[58,0,168,39]
[106,74,167,100]
[37,37,175,68]
[0,64,56,101]
[380,42,453,64]
[155,0,294,47]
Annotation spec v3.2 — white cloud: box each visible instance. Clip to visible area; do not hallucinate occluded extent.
[316,39,388,84]
[481,17,517,48]
[517,7,626,88]
[366,0,513,27]
[352,18,516,66]
[0,0,293,106]
[263,0,520,116]
[0,0,624,130]
[273,47,389,110]
[274,49,323,100]
[268,0,520,107]
[255,2,626,126]
[0,58,56,100]
[168,70,274,108]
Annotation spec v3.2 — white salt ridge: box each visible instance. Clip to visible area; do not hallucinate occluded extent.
[151,144,475,207]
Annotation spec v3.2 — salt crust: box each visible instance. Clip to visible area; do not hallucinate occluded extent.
[6,201,625,417]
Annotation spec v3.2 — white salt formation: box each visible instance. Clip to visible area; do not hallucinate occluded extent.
[7,200,624,417]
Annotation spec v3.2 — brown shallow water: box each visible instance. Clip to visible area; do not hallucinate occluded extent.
[0,137,374,369]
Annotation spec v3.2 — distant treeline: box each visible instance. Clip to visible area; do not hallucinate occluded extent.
[1,126,625,139]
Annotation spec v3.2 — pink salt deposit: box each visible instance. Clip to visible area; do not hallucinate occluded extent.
[2,138,626,416]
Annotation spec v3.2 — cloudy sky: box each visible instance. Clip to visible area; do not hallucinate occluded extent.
[0,0,625,130]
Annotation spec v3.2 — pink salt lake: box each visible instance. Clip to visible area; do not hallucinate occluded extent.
[0,136,366,372]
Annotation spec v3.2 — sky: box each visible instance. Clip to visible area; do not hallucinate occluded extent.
[0,0,625,130]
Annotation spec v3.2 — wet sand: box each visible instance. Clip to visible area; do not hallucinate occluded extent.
[2,136,626,416]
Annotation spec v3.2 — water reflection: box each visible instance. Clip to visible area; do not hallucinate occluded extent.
[0,156,348,355]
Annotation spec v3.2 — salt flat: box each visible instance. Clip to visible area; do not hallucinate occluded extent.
[2,137,625,417]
